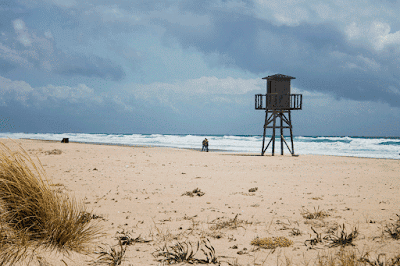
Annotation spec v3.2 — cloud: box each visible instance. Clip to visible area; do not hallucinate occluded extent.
[0,42,33,70]
[291,85,400,136]
[149,2,400,107]
[0,76,103,107]
[132,76,262,97]
[0,76,33,106]
[0,0,398,135]
[0,74,398,136]
[50,0,78,8]
[345,21,400,52]
[0,17,125,80]
[13,19,32,46]
[55,53,126,80]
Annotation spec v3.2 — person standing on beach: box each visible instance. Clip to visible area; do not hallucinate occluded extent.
[202,138,209,152]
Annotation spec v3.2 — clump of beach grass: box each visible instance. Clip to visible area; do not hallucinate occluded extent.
[251,236,293,249]
[153,238,218,264]
[0,142,102,264]
[385,214,400,240]
[209,214,250,231]
[301,206,330,219]
[325,224,358,248]
[316,249,360,266]
[305,224,358,249]
[92,240,126,266]
[317,249,400,266]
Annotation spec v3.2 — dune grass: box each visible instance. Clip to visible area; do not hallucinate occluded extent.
[0,141,102,264]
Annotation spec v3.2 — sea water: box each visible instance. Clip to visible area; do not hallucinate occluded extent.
[0,132,399,160]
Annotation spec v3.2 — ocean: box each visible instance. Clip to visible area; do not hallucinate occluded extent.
[0,132,399,160]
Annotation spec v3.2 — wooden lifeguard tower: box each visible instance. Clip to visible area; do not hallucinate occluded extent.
[255,74,302,156]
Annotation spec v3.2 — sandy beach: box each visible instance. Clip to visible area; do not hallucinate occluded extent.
[2,138,400,266]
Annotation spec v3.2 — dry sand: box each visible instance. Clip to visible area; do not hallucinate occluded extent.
[2,138,400,265]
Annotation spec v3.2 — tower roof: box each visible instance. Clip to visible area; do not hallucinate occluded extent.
[262,74,296,80]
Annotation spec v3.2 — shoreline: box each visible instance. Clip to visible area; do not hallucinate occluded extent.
[17,137,400,161]
[19,138,237,153]
[1,133,399,160]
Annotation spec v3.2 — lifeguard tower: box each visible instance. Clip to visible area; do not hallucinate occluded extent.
[255,74,302,156]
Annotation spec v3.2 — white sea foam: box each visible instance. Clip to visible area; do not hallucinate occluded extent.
[0,133,399,159]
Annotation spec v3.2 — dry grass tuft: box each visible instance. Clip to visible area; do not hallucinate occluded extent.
[251,236,293,249]
[305,224,358,249]
[209,214,250,230]
[317,249,400,266]
[385,214,400,240]
[0,142,102,264]
[325,224,358,248]
[316,249,360,266]
[301,206,330,219]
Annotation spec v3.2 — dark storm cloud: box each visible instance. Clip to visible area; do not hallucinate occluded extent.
[1,0,399,135]
[0,58,17,72]
[0,3,126,81]
[0,0,27,25]
[157,6,400,107]
[55,53,125,81]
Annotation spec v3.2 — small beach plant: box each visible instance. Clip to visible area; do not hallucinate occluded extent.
[385,214,400,240]
[92,240,126,266]
[301,206,329,219]
[153,238,218,264]
[325,224,358,248]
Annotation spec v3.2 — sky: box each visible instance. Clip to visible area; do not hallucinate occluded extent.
[0,0,400,136]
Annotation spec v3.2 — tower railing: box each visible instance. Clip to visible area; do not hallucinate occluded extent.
[255,94,302,110]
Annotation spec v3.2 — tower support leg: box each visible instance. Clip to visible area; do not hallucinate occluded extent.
[280,112,284,155]
[271,111,277,156]
[261,110,268,155]
[260,110,296,156]
[289,110,295,155]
